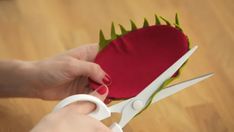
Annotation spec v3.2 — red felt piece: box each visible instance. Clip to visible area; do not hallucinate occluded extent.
[90,25,189,99]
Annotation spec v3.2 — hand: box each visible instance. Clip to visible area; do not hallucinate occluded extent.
[31,44,111,100]
[31,86,111,132]
[0,44,111,100]
[31,45,110,99]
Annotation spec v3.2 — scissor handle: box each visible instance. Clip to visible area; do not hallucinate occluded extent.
[53,94,111,120]
[110,123,123,132]
[53,94,123,132]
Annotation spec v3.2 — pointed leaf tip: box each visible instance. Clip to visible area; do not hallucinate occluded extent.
[111,22,117,39]
[143,18,149,27]
[160,16,171,25]
[154,14,161,25]
[175,13,180,26]
[130,20,137,31]
[99,30,107,50]
[99,30,105,41]
[119,24,127,34]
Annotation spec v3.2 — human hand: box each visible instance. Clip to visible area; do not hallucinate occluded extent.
[0,44,111,101]
[31,44,111,100]
[31,86,111,132]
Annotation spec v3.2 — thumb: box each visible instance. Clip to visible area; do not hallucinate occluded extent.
[67,85,109,114]
[90,85,109,101]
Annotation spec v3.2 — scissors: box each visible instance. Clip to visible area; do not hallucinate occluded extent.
[53,46,213,132]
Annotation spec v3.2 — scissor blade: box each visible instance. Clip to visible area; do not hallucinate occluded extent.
[135,46,198,101]
[117,46,198,128]
[152,73,214,103]
[109,99,131,113]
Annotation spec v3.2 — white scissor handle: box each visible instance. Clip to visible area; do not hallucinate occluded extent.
[53,94,123,132]
[53,94,111,120]
[110,123,123,132]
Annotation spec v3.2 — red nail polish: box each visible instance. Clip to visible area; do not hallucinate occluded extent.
[102,74,111,85]
[104,98,112,104]
[97,85,107,95]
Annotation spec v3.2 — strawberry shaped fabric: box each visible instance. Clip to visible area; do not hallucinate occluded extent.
[90,15,190,99]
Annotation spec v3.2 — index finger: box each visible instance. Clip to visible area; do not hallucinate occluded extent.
[66,43,99,61]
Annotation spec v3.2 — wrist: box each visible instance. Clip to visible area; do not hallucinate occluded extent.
[0,60,38,98]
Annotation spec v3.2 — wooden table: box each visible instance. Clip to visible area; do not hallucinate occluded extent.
[0,0,233,131]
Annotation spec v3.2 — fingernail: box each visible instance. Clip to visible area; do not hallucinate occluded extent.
[104,98,112,104]
[102,74,111,85]
[97,85,107,95]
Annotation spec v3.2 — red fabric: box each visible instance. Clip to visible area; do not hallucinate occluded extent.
[90,25,189,99]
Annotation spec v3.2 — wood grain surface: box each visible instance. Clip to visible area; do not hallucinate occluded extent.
[0,0,233,132]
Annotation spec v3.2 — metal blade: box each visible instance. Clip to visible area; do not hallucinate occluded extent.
[152,73,214,103]
[109,99,131,113]
[136,46,198,101]
[117,46,198,128]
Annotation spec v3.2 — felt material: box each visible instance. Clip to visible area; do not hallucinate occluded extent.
[90,25,189,99]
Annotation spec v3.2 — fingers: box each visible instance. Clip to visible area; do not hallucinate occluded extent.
[72,60,111,85]
[90,85,109,101]
[79,85,108,114]
[63,44,112,85]
[66,44,99,61]
[96,123,112,132]
[65,85,109,114]
[85,44,99,61]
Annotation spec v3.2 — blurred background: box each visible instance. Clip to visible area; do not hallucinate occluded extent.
[0,0,233,132]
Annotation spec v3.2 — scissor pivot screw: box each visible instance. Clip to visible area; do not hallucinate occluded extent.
[132,100,144,110]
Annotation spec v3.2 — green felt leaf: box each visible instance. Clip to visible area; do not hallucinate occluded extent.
[143,18,149,27]
[174,13,183,31]
[99,15,186,51]
[130,20,137,31]
[111,22,117,39]
[187,36,191,47]
[99,30,107,50]
[175,13,180,26]
[174,23,183,31]
[119,24,128,35]
[160,16,171,25]
[154,14,161,25]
